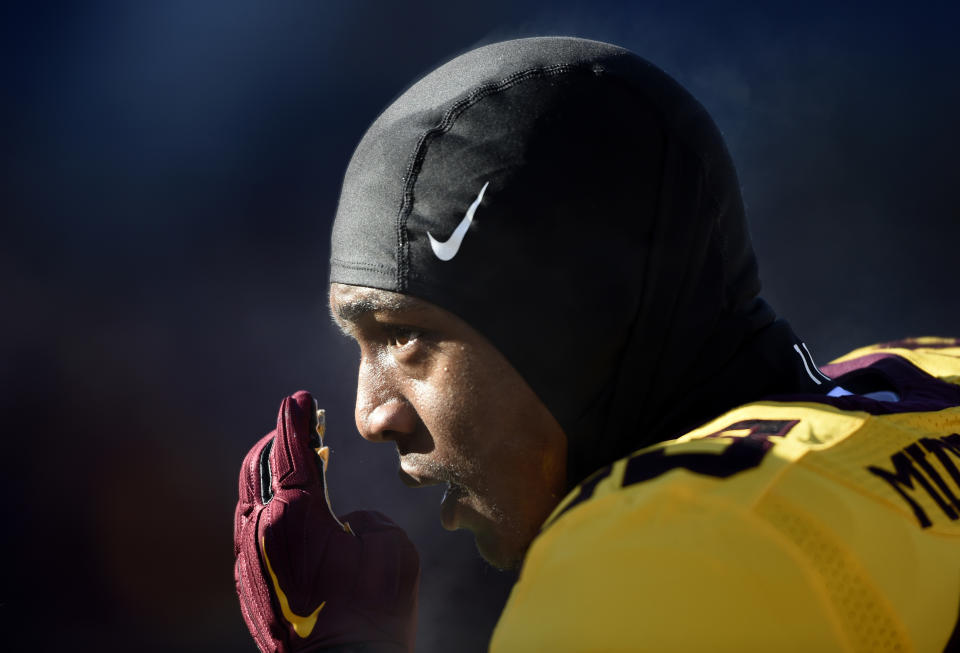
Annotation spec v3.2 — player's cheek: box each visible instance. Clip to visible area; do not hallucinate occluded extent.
[409,376,477,446]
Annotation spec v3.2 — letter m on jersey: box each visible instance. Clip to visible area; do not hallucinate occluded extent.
[868,433,960,528]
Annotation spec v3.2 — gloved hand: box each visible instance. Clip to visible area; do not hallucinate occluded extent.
[234,391,420,653]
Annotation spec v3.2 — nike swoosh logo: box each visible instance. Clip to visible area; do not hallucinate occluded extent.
[427,181,489,261]
[261,537,326,638]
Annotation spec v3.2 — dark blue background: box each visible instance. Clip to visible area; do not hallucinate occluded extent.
[3,2,958,651]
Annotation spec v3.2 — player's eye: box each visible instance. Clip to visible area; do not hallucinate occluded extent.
[386,326,420,349]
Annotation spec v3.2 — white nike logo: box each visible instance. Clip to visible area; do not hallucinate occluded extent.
[428,182,489,261]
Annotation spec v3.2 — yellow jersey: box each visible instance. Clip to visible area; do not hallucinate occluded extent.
[491,338,960,652]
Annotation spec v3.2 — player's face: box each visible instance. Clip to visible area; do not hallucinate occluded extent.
[330,282,568,569]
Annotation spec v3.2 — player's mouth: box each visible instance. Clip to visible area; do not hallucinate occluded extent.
[397,464,445,488]
[397,464,468,530]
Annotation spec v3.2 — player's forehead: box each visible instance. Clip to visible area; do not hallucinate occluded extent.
[329,282,436,329]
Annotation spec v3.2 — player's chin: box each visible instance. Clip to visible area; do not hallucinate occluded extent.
[472,524,530,571]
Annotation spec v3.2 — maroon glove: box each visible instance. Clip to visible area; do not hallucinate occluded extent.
[234,391,419,652]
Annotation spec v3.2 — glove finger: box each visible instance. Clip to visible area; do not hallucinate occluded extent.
[270,390,325,493]
[236,508,287,650]
[238,431,277,508]
[234,431,276,555]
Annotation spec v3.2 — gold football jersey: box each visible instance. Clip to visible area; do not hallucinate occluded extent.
[491,338,960,652]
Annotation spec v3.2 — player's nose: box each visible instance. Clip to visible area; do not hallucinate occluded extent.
[355,362,417,444]
[358,398,418,444]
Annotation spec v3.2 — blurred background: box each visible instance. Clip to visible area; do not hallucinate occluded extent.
[2,1,959,650]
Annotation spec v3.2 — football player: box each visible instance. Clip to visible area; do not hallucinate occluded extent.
[234,37,960,652]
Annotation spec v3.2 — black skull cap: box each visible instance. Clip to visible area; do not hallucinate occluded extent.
[330,37,783,484]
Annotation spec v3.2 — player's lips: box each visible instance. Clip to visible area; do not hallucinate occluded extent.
[397,465,445,488]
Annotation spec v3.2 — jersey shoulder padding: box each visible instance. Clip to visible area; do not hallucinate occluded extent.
[491,337,960,653]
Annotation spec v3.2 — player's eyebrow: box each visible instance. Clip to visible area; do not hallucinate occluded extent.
[331,293,425,328]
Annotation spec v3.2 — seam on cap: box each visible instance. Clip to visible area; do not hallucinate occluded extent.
[330,257,394,272]
[393,62,594,291]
